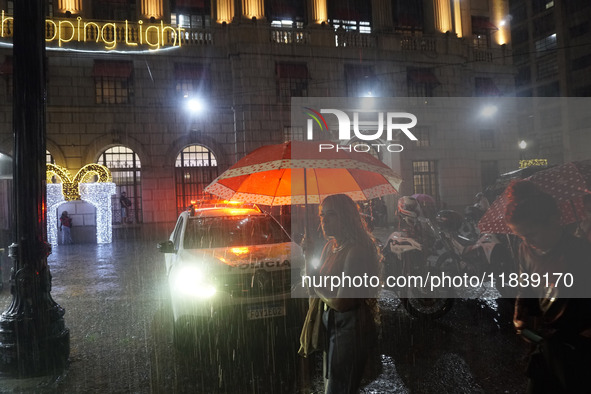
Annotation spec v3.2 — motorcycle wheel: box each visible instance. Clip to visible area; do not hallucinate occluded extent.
[401,296,454,320]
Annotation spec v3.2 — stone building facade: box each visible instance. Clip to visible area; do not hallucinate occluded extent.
[509,0,591,164]
[0,0,516,237]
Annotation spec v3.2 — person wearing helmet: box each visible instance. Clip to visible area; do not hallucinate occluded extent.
[397,196,421,236]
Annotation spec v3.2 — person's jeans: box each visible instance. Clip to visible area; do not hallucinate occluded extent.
[322,307,370,394]
[62,226,72,244]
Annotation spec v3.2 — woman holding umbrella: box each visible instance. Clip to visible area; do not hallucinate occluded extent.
[307,194,381,393]
[505,180,591,393]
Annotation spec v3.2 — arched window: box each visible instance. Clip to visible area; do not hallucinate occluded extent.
[175,144,218,213]
[97,145,142,225]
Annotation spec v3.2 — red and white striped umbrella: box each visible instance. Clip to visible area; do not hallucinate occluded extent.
[478,160,591,233]
[204,141,402,206]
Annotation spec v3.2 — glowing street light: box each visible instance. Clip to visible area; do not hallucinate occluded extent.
[480,104,498,118]
[518,140,527,150]
[185,97,205,114]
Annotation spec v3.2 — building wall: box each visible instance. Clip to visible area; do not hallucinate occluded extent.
[0,0,517,230]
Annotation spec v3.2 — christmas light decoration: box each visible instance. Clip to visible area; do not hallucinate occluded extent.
[47,163,112,200]
[47,184,66,246]
[1,11,185,51]
[46,163,116,245]
[80,182,116,244]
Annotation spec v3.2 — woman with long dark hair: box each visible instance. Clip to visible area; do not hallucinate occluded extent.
[310,194,382,393]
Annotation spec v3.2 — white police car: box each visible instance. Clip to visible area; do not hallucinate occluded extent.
[158,203,304,348]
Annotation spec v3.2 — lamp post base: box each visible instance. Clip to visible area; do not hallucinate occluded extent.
[0,263,69,378]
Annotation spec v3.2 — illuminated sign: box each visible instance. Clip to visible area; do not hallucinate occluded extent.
[1,11,185,50]
[519,159,548,168]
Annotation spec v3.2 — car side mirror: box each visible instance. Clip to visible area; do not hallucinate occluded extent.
[157,240,175,253]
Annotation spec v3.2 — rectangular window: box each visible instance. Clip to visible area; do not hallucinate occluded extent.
[328,0,372,33]
[92,60,134,105]
[407,68,439,97]
[276,62,308,103]
[536,55,558,80]
[533,0,554,13]
[174,63,209,98]
[412,160,438,200]
[172,0,211,28]
[535,34,557,57]
[471,16,497,49]
[266,0,306,24]
[480,129,495,149]
[393,0,424,32]
[171,13,211,28]
[481,160,499,188]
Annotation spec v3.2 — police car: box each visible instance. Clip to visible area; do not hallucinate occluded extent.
[158,202,304,348]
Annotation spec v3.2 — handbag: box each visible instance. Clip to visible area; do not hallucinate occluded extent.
[298,297,324,357]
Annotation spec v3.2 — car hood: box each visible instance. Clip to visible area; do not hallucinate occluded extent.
[179,241,303,271]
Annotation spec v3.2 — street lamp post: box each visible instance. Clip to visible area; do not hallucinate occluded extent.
[0,0,69,377]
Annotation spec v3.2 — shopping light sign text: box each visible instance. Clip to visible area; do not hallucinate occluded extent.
[1,11,184,50]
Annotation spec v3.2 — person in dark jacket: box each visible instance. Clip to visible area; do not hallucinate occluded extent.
[505,180,591,394]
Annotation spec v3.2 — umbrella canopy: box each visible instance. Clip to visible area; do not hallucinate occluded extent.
[204,141,402,206]
[478,160,591,233]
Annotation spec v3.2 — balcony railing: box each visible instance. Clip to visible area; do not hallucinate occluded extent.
[335,31,376,47]
[270,28,309,44]
[401,36,436,52]
[471,48,494,63]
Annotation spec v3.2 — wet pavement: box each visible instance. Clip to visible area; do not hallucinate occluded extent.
[0,227,530,393]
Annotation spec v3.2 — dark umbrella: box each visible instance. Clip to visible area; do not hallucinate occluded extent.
[478,160,591,233]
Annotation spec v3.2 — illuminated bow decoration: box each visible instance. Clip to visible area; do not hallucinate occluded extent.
[46,163,113,201]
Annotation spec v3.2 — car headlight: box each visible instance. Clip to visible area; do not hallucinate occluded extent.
[171,265,216,298]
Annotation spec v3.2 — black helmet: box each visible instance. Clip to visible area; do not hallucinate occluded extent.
[435,210,463,231]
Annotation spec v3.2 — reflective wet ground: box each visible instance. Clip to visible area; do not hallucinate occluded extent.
[0,228,529,393]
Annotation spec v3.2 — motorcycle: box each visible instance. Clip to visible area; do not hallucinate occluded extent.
[382,230,454,319]
[433,210,517,298]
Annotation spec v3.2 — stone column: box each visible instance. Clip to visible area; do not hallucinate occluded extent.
[57,0,82,14]
[308,0,327,25]
[140,0,163,20]
[216,0,235,24]
[241,0,264,20]
[433,0,452,33]
[452,0,462,37]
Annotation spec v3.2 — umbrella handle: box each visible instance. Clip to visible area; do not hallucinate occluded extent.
[304,167,309,236]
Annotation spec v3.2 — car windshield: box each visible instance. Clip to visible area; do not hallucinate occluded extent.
[184,215,291,249]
